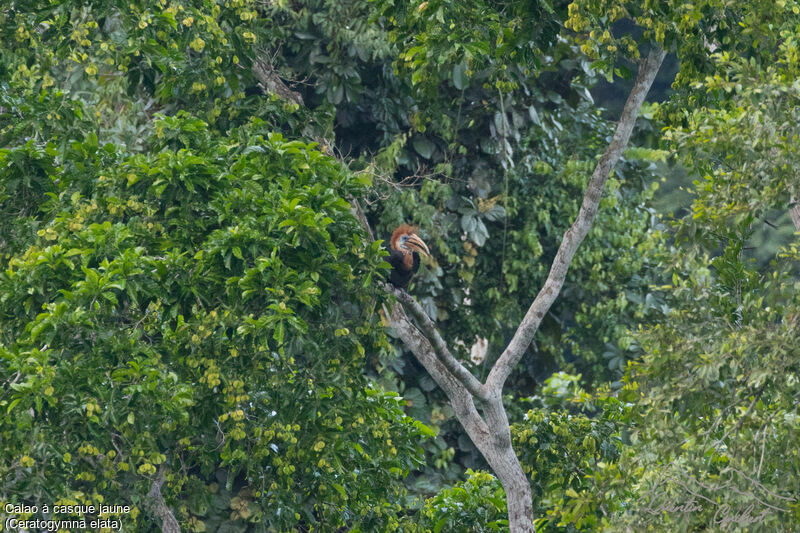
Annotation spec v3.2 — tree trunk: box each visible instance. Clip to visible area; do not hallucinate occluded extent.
[484,436,534,531]
[494,450,534,531]
[146,466,181,533]
[789,199,800,231]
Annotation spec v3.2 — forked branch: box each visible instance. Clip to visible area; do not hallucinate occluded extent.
[381,47,666,402]
[389,285,488,399]
[485,47,666,393]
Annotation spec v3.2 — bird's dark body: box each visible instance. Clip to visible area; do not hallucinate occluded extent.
[388,249,420,289]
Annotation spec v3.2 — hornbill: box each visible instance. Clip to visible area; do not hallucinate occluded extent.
[388,224,430,289]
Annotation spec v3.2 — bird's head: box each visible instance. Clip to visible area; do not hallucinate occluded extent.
[390,224,430,256]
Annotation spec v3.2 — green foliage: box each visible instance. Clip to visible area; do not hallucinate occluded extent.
[513,376,634,532]
[356,0,669,493]
[5,0,799,531]
[380,0,560,93]
[409,470,509,532]
[402,374,637,533]
[606,4,800,530]
[2,0,259,126]
[0,7,445,528]
[493,110,663,379]
[617,228,800,530]
[663,58,800,255]
[0,96,427,533]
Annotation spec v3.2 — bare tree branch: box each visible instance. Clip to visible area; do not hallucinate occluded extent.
[385,293,533,528]
[485,47,666,394]
[146,466,181,533]
[388,285,488,399]
[790,198,800,231]
[349,197,375,242]
[385,301,491,442]
[251,52,304,106]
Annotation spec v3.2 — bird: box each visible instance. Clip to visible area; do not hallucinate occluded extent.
[388,224,430,289]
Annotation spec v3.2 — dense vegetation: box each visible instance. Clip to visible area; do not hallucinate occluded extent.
[1,0,798,531]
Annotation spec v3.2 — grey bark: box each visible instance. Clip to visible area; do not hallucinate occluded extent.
[146,466,181,533]
[251,54,303,106]
[790,199,800,231]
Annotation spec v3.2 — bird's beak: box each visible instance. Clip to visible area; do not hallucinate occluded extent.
[405,234,430,256]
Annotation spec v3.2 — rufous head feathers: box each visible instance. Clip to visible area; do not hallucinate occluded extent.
[390,224,430,256]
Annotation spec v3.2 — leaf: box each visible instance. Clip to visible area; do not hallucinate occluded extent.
[461,214,477,233]
[332,483,347,499]
[330,84,344,105]
[484,204,506,222]
[242,145,265,155]
[7,398,20,414]
[452,61,468,90]
[471,219,489,247]
[529,105,541,126]
[354,173,372,187]
[494,111,508,137]
[457,433,474,451]
[624,147,669,162]
[413,420,436,438]
[412,137,435,159]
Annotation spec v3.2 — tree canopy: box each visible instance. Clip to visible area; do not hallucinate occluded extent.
[1,0,799,531]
